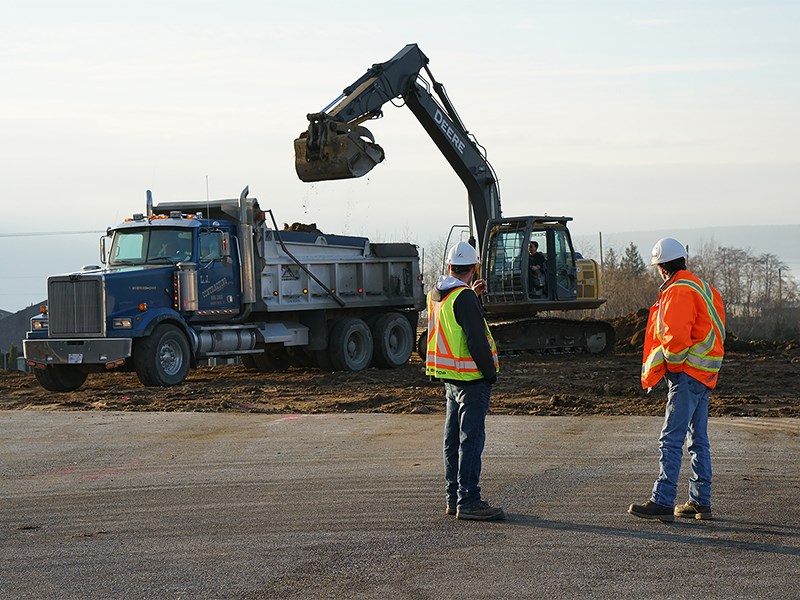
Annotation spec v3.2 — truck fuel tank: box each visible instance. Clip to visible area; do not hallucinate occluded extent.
[177,262,199,312]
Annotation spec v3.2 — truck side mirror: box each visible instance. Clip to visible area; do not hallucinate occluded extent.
[100,236,108,264]
[220,232,232,260]
[199,231,232,262]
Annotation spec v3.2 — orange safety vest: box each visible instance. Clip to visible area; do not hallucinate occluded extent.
[641,270,725,389]
[425,286,498,381]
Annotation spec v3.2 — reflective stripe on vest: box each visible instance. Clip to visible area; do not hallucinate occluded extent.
[425,286,498,381]
[668,279,724,374]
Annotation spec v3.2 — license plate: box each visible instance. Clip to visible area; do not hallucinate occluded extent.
[68,354,84,364]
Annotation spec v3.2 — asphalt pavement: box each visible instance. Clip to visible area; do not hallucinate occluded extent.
[1,411,798,599]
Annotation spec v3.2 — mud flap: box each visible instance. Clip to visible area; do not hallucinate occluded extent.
[294,114,385,182]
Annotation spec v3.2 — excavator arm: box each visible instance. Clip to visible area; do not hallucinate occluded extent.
[294,43,501,246]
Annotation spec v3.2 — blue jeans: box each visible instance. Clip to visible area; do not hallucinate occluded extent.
[651,371,712,507]
[443,381,491,508]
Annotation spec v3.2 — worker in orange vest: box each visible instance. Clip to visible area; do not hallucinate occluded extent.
[629,238,725,522]
[426,241,502,521]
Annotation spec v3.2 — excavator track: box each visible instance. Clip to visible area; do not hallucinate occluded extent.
[488,317,615,355]
[417,317,616,361]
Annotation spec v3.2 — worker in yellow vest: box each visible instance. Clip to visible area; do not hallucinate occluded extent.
[426,241,502,521]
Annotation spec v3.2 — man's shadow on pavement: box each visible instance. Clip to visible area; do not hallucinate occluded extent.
[500,513,800,557]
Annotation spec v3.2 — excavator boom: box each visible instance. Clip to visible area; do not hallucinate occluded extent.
[294,44,429,183]
[293,43,500,245]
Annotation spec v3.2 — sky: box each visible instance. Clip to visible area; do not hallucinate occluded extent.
[1,0,799,312]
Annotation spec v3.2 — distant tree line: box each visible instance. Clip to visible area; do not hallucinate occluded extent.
[595,241,800,341]
[420,236,800,342]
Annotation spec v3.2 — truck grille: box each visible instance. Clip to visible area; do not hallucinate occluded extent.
[48,276,105,336]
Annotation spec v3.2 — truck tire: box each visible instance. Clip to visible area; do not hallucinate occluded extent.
[33,365,88,392]
[134,324,191,386]
[328,317,373,371]
[371,312,414,368]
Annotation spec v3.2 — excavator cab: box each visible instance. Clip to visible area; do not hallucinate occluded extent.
[294,113,385,182]
[482,216,605,315]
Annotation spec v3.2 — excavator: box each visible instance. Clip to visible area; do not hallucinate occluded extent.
[293,44,614,354]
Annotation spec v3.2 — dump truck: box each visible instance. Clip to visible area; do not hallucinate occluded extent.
[294,44,614,354]
[24,187,424,392]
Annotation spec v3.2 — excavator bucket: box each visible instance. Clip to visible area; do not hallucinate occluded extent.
[294,114,385,182]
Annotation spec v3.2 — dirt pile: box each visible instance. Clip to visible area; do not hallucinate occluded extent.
[608,308,650,352]
[608,308,800,359]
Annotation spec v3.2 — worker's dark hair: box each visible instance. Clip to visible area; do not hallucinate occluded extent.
[449,263,474,275]
[659,257,686,276]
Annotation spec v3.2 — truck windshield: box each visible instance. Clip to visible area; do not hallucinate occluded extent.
[109,228,194,266]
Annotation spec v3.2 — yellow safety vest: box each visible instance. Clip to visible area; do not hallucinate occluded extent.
[425,286,499,381]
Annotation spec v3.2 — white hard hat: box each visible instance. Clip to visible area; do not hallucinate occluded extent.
[446,241,480,266]
[650,237,687,266]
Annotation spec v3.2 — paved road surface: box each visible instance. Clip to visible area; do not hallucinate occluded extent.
[1,412,798,599]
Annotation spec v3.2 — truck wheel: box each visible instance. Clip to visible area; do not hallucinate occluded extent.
[33,365,88,392]
[134,324,191,386]
[328,317,373,371]
[371,312,414,368]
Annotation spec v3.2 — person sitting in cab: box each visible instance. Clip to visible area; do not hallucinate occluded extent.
[528,240,546,297]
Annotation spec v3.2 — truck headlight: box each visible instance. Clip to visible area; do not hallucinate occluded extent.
[113,318,133,329]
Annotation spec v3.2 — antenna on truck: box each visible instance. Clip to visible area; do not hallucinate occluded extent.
[205,175,210,219]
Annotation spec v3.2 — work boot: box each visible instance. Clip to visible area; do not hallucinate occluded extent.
[627,500,675,522]
[674,500,713,520]
[445,504,456,516]
[456,499,505,521]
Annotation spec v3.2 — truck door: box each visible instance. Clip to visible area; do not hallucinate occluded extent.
[196,229,242,314]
